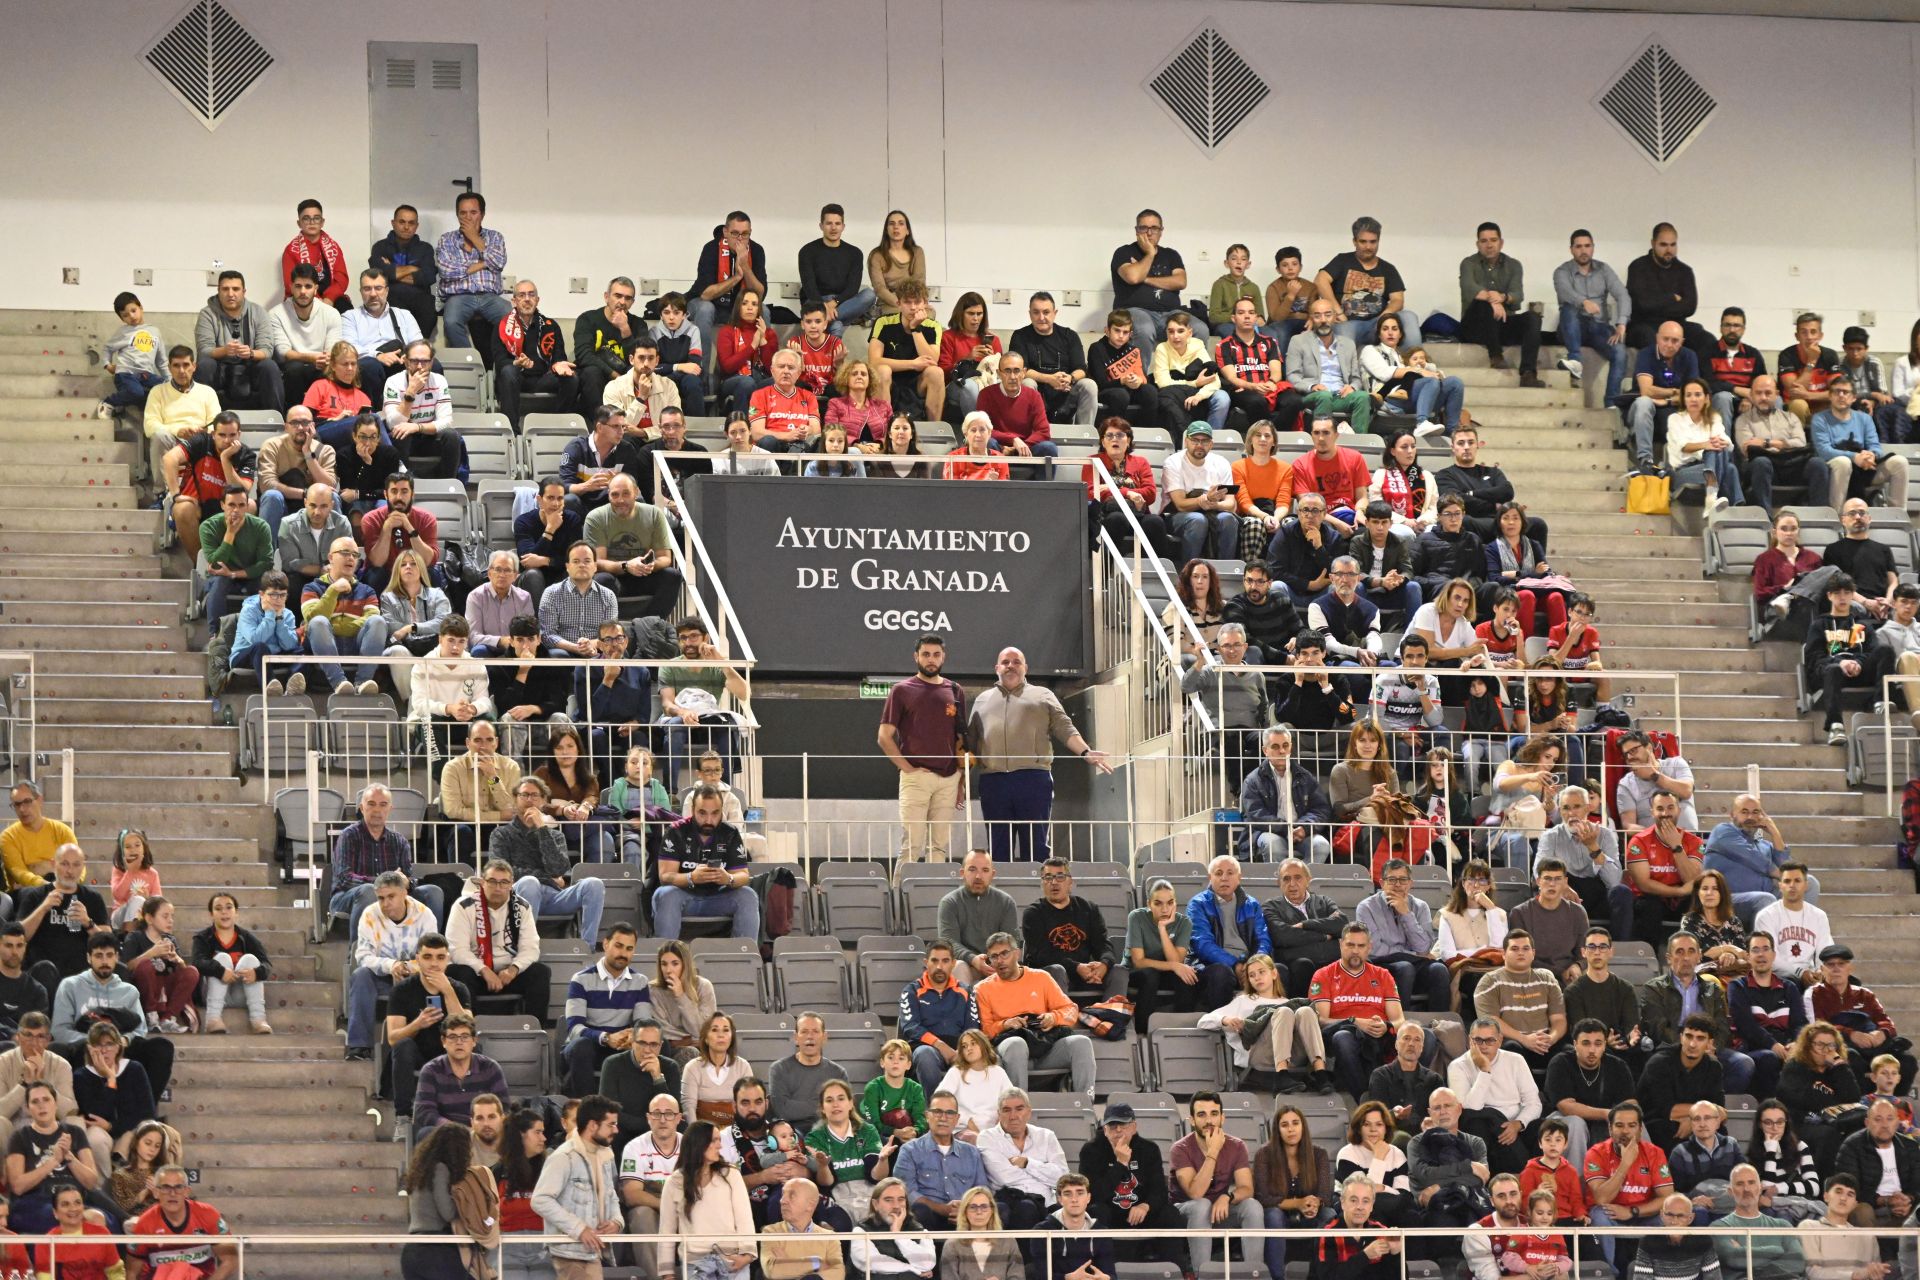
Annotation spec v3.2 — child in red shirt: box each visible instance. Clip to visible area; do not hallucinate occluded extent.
[786,302,846,399]
[1519,1118,1590,1225]
[1476,588,1525,669]
[1502,1190,1572,1275]
[1546,592,1612,702]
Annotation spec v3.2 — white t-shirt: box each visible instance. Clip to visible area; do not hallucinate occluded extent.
[618,1131,681,1184]
[1162,450,1234,508]
[1877,1144,1901,1196]
[1753,900,1832,971]
[1370,671,1439,729]
[1409,603,1475,652]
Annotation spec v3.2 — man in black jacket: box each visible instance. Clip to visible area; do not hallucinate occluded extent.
[368,204,440,338]
[1267,495,1343,603]
[1262,855,1346,996]
[1624,222,1712,356]
[1222,560,1301,664]
[1238,730,1334,867]
[1078,1103,1182,1263]
[1365,1021,1442,1140]
[1020,859,1126,1001]
[572,277,645,411]
[1413,496,1486,603]
[491,280,577,425]
[1802,572,1880,743]
[1433,427,1549,548]
[1835,1099,1920,1225]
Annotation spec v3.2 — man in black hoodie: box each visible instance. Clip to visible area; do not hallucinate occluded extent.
[1020,859,1126,1001]
[572,277,644,411]
[1413,495,1487,603]
[491,280,576,425]
[368,204,440,339]
[1433,426,1548,548]
[1265,495,1343,605]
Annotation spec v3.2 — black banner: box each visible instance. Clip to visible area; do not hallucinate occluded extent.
[684,474,1091,676]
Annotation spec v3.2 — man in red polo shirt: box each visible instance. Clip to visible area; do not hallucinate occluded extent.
[1623,791,1702,948]
[1288,417,1371,534]
[1583,1100,1672,1276]
[748,349,821,454]
[1310,920,1403,1098]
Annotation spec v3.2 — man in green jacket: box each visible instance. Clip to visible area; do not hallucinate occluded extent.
[200,483,275,628]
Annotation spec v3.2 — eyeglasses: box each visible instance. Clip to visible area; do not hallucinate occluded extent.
[647,1109,680,1118]
[927,1108,958,1118]
[442,1032,476,1043]
[481,878,515,889]
[1382,876,1411,886]
[156,1184,190,1193]
[1135,224,1163,233]
[1040,873,1069,883]
[1469,1036,1499,1046]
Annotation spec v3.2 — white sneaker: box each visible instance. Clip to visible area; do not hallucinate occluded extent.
[263,679,284,696]
[286,672,306,695]
[356,680,380,695]
[1557,357,1583,382]
[334,679,354,696]
[1413,420,1445,439]
[1708,495,1730,516]
[94,402,114,419]
[1827,724,1847,746]
[1769,595,1792,617]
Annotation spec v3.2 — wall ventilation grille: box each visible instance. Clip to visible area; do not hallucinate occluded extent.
[385,58,416,89]
[1147,26,1269,152]
[145,0,274,131]
[431,59,463,90]
[1596,41,1715,168]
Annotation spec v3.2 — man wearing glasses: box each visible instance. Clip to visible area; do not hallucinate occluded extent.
[1110,211,1186,363]
[892,1089,988,1230]
[129,1166,236,1280]
[300,536,389,696]
[1,782,73,890]
[1020,859,1126,1003]
[412,1010,509,1138]
[446,857,551,1024]
[617,1084,685,1237]
[380,339,465,481]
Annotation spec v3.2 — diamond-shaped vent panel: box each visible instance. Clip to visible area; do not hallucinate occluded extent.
[1596,41,1715,168]
[1148,26,1269,152]
[145,0,274,131]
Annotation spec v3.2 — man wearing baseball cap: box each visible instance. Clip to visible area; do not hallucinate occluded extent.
[1804,944,1917,1094]
[1077,1101,1183,1263]
[1161,421,1238,566]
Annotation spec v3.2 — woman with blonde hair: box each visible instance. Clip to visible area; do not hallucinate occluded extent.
[1197,952,1331,1093]
[381,546,451,707]
[938,1186,1026,1280]
[825,359,891,451]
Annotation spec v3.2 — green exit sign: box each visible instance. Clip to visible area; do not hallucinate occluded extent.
[859,678,892,699]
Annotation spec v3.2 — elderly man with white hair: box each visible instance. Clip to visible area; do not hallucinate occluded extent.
[1534,784,1633,941]
[967,646,1111,863]
[1712,1163,1806,1280]
[464,548,534,656]
[329,782,444,940]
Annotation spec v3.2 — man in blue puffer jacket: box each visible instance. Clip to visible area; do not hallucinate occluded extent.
[1186,855,1272,1007]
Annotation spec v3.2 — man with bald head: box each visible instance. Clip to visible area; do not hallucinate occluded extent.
[1627,321,1700,473]
[584,473,679,619]
[1704,795,1811,925]
[1634,1192,1723,1280]
[967,647,1110,862]
[1733,375,1808,513]
[1837,1099,1920,1226]
[1625,222,1708,353]
[1407,1088,1490,1233]
[255,405,336,533]
[492,279,577,426]
[274,480,350,597]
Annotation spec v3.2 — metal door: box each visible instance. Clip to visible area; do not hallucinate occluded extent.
[366,42,480,253]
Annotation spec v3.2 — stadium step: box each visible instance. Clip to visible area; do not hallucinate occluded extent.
[0,354,98,376]
[38,696,215,725]
[0,548,157,577]
[0,372,117,398]
[52,748,235,779]
[0,507,162,534]
[40,724,234,753]
[0,395,116,421]
[0,598,184,627]
[0,528,157,556]
[0,573,186,603]
[0,420,123,444]
[0,463,129,487]
[48,774,247,805]
[0,335,97,354]
[69,799,269,840]
[0,442,135,469]
[37,672,208,701]
[203,1192,406,1228]
[0,484,139,511]
[191,1163,399,1199]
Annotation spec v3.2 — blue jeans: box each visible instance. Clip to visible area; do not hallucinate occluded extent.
[1270,318,1306,355]
[1718,1046,1756,1093]
[1170,510,1238,564]
[1558,306,1631,402]
[1670,448,1744,503]
[230,639,299,685]
[1334,311,1422,350]
[980,768,1054,862]
[1409,375,1465,430]
[106,370,164,407]
[720,372,772,413]
[824,290,876,337]
[650,885,760,941]
[911,1044,948,1093]
[1380,954,1450,1011]
[330,883,445,945]
[203,574,257,628]
[306,615,392,687]
[346,967,391,1049]
[515,876,605,946]
[1014,439,1060,481]
[441,292,511,349]
[1265,1204,1336,1279]
[1127,308,1170,362]
[257,489,290,533]
[1627,398,1669,465]
[1361,579,1421,620]
[665,370,707,416]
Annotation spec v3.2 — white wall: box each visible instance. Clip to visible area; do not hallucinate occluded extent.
[2,0,1916,349]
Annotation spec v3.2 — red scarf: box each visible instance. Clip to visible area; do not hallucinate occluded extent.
[474,893,495,969]
[290,232,348,292]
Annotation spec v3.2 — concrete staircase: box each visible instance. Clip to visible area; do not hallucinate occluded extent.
[1425,338,1915,1032]
[0,311,404,1251]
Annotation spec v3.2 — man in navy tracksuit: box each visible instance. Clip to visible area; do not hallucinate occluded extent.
[899,940,978,1092]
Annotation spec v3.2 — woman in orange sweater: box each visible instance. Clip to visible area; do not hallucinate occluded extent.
[1233,418,1293,560]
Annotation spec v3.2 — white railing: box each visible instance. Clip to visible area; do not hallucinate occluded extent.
[0,650,36,790]
[32,1222,1907,1280]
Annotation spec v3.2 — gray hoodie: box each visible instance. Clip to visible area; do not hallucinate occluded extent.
[193,293,272,366]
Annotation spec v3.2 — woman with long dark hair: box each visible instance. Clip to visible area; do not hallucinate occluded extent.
[497,1109,554,1280]
[657,1120,756,1280]
[403,1122,478,1280]
[1744,1100,1825,1223]
[870,414,929,480]
[1256,1102,1337,1278]
[868,213,926,317]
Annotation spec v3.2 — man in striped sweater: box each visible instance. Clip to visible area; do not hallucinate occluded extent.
[562,923,650,1094]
